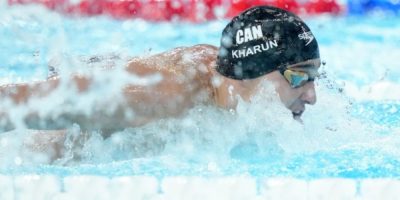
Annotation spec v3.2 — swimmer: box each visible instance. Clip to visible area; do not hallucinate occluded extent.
[0,6,321,160]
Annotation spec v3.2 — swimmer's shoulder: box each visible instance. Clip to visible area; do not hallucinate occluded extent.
[166,44,218,58]
[128,44,217,62]
[189,44,218,52]
[190,44,219,72]
[186,44,218,59]
[180,44,218,67]
[126,44,218,75]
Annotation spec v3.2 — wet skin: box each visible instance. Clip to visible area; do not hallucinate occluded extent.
[0,45,320,132]
[0,44,320,163]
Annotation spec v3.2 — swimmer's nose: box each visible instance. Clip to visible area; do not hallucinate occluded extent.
[301,82,317,105]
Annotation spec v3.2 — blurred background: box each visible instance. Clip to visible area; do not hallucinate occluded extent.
[5,0,400,21]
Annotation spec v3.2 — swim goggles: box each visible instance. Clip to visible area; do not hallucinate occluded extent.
[280,65,319,88]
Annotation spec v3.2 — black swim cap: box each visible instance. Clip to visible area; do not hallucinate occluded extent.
[217,6,320,80]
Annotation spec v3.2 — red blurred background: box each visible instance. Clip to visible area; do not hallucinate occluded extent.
[8,0,343,22]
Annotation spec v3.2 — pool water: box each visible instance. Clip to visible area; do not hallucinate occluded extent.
[0,4,399,180]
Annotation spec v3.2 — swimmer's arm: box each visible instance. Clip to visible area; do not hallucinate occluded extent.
[0,76,91,104]
[0,76,92,131]
[0,74,155,134]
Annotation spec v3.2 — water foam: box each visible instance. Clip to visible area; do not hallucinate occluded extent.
[0,5,399,179]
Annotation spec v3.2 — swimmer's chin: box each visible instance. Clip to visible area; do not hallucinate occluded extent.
[292,111,304,123]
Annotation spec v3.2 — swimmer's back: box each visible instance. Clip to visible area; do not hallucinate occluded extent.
[123,44,219,126]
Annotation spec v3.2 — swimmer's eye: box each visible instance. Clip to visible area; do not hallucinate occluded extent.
[282,69,315,88]
[280,65,320,88]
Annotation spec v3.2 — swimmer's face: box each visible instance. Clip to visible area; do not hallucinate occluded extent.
[263,59,321,119]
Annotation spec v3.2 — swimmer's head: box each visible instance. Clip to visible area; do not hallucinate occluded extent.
[216,6,320,80]
[216,6,321,119]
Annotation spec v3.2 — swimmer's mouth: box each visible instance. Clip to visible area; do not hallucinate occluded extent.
[292,111,304,119]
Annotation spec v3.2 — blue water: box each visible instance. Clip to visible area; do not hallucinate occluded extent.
[0,4,399,179]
